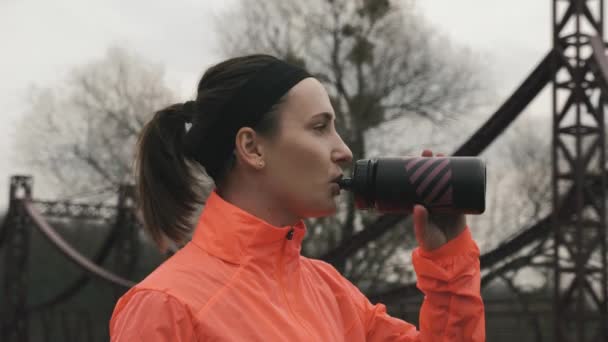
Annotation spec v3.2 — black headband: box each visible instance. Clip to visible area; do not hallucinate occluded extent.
[184,58,312,180]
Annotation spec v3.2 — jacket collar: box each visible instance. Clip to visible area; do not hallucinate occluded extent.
[191,190,307,265]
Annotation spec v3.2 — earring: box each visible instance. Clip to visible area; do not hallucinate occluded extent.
[257,160,265,168]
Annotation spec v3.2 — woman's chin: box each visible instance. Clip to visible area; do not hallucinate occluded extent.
[297,192,341,218]
[303,201,338,218]
[318,201,339,217]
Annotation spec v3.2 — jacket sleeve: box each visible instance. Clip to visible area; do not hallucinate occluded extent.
[345,227,485,341]
[412,227,485,341]
[109,289,197,342]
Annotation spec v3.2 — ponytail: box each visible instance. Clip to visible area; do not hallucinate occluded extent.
[135,104,204,251]
[135,55,291,250]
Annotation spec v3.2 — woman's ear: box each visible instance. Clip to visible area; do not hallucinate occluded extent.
[234,127,265,170]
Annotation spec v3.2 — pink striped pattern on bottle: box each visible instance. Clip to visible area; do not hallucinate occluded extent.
[405,157,453,207]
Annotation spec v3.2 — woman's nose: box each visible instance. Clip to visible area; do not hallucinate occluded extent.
[332,137,353,166]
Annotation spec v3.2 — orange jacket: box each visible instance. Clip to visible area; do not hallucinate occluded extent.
[110,191,485,341]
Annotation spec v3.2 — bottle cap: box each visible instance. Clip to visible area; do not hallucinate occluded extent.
[337,178,353,189]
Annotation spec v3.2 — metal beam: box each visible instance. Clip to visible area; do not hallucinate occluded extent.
[552,1,607,341]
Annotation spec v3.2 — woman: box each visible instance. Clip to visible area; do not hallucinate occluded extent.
[110,55,485,341]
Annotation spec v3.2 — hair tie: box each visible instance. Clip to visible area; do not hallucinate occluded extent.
[182,101,198,123]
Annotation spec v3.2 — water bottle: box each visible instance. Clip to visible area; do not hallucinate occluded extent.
[338,157,486,214]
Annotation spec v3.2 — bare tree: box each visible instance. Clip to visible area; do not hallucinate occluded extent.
[469,114,552,251]
[215,0,485,278]
[16,47,176,201]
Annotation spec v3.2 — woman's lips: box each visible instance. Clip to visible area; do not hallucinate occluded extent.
[331,174,343,183]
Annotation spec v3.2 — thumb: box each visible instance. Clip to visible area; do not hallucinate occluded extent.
[413,204,428,247]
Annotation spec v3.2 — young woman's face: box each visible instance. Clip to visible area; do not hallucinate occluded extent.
[260,78,353,218]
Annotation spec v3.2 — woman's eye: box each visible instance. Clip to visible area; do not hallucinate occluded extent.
[314,124,328,131]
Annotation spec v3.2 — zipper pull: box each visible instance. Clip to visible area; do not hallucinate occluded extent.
[286,228,295,240]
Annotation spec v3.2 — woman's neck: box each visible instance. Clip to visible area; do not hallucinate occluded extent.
[217,181,300,228]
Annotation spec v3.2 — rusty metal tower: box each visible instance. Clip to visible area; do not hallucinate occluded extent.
[552,0,608,341]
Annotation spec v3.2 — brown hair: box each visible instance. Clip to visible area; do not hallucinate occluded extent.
[135,55,283,250]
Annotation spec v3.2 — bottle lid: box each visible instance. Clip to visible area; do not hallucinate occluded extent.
[337,178,353,189]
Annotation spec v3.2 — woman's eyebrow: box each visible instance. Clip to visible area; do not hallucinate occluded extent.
[311,112,335,121]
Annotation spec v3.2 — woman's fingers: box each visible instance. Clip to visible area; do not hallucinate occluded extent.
[413,204,428,247]
[421,150,447,158]
[415,150,452,250]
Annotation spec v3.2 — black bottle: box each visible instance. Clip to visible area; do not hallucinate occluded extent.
[338,157,486,214]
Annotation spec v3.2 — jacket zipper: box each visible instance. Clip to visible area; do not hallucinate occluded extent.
[278,227,314,339]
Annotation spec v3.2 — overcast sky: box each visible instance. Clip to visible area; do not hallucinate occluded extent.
[0,0,560,209]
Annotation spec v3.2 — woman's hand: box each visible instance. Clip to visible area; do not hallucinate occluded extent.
[412,150,467,251]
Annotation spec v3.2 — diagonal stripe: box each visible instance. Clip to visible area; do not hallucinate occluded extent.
[435,187,453,206]
[425,170,452,204]
[416,159,450,196]
[409,158,436,183]
[405,157,422,172]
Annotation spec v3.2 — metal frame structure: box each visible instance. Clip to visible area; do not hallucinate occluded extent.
[2,177,32,342]
[552,1,608,341]
[112,185,140,299]
[0,177,137,342]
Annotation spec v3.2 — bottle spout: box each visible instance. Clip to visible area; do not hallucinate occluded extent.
[337,177,353,190]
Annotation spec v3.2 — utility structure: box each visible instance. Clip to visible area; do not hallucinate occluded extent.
[551,1,607,341]
[1,1,608,341]
[0,177,138,341]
